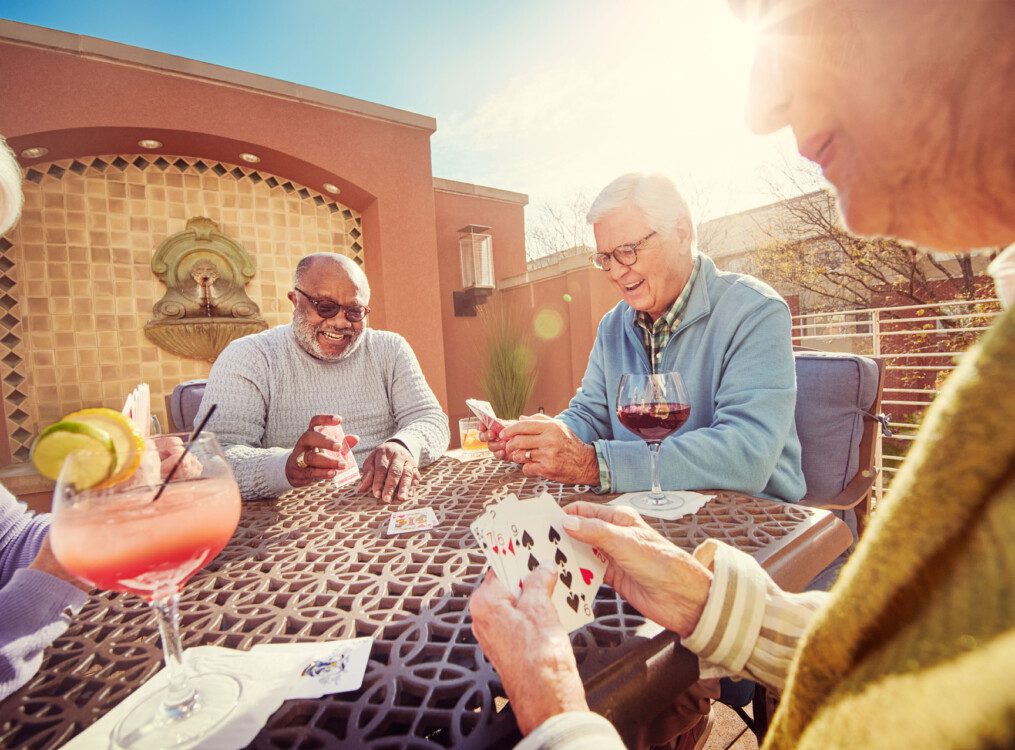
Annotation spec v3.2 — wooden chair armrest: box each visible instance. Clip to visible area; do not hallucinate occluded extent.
[800,468,878,511]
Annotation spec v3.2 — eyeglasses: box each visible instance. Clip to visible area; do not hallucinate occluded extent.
[294,287,370,322]
[590,231,657,271]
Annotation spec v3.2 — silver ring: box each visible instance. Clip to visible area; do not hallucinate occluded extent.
[525,450,532,462]
[296,450,308,469]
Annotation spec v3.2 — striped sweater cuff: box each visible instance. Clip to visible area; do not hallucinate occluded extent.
[682,540,769,674]
[517,711,625,750]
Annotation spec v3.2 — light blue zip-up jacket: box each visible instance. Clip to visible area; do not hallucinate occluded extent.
[558,254,805,502]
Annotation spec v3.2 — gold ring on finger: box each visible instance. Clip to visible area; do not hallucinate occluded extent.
[525,450,532,462]
[296,450,308,469]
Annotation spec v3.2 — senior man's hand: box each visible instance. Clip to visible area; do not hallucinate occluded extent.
[286,415,360,488]
[470,564,591,735]
[358,441,421,502]
[153,435,203,480]
[562,502,712,638]
[497,417,599,485]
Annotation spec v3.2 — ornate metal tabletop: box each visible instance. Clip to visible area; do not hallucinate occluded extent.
[0,455,850,749]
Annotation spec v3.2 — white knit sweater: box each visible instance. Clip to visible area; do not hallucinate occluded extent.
[197,324,450,500]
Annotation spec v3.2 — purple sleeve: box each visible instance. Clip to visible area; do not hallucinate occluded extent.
[0,484,89,700]
[0,485,51,587]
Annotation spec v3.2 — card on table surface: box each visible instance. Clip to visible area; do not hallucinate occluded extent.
[318,423,360,488]
[465,398,507,438]
[252,637,374,699]
[471,493,606,633]
[387,507,438,535]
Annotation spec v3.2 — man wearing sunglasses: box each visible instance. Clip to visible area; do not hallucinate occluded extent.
[198,252,450,502]
[488,172,804,509]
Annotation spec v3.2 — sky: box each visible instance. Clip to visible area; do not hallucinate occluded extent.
[0,0,821,245]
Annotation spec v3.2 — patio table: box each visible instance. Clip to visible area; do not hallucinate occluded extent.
[0,454,852,749]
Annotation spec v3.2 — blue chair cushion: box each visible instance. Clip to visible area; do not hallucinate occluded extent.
[170,379,207,433]
[794,352,879,501]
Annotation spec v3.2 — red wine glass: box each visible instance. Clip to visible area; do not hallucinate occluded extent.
[616,372,691,509]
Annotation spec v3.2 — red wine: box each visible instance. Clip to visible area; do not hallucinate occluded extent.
[617,402,691,441]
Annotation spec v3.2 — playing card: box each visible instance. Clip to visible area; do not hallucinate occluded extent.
[318,423,360,488]
[252,637,373,699]
[470,495,520,584]
[496,494,597,632]
[470,508,505,582]
[386,507,438,535]
[465,398,507,438]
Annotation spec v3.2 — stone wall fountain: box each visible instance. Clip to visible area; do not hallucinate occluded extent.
[144,217,267,362]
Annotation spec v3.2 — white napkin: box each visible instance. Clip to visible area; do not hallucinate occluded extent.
[444,448,491,462]
[609,491,715,520]
[63,639,373,749]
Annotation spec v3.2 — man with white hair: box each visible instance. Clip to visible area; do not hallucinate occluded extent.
[490,172,804,504]
[198,252,450,502]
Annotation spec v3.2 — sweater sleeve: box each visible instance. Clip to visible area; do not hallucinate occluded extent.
[516,712,625,750]
[0,568,88,700]
[0,488,89,700]
[386,336,450,467]
[683,540,829,692]
[557,319,614,445]
[197,339,293,501]
[0,487,50,587]
[599,299,803,500]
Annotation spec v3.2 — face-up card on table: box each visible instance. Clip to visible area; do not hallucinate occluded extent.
[252,637,373,699]
[465,398,507,437]
[386,507,438,535]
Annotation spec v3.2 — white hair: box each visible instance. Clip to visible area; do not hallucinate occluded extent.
[0,136,23,236]
[586,172,696,245]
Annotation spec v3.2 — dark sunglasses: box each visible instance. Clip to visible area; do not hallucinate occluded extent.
[294,287,370,322]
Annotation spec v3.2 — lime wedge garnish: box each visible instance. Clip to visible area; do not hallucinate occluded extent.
[64,408,144,487]
[30,420,116,488]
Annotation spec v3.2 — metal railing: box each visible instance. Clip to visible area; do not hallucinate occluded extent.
[792,298,1002,502]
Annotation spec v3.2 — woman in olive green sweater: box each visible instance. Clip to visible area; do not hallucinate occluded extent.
[469,2,1015,749]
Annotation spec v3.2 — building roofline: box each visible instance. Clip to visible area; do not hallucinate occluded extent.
[699,189,828,227]
[433,177,528,205]
[0,19,437,133]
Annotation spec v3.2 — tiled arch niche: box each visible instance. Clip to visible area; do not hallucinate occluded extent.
[0,154,363,464]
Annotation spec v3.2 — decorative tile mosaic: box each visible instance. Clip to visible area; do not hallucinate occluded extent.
[2,155,362,463]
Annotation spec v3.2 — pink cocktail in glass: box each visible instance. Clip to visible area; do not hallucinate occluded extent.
[50,432,242,750]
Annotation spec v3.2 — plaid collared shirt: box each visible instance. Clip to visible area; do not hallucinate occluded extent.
[634,254,701,373]
[593,254,701,492]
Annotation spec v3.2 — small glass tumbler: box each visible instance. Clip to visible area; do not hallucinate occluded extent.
[458,417,488,451]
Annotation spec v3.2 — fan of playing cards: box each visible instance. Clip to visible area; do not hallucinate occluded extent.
[471,493,608,632]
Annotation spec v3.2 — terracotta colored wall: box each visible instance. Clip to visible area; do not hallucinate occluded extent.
[433,187,528,442]
[501,267,620,417]
[0,153,361,463]
[0,35,448,407]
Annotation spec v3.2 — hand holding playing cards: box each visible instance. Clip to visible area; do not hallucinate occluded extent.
[562,502,712,638]
[286,415,360,488]
[499,417,600,485]
[359,441,421,502]
[470,565,591,734]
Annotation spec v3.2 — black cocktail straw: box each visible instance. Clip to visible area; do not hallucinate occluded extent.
[152,404,217,502]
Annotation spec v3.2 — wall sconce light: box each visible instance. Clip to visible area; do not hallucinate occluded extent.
[454,225,495,317]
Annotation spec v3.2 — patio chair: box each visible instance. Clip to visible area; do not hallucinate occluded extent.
[719,349,888,741]
[794,349,887,544]
[166,378,208,433]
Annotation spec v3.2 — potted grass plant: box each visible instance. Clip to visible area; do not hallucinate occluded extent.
[478,304,535,419]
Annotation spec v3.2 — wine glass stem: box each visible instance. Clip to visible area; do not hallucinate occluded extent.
[648,441,664,499]
[151,590,199,719]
